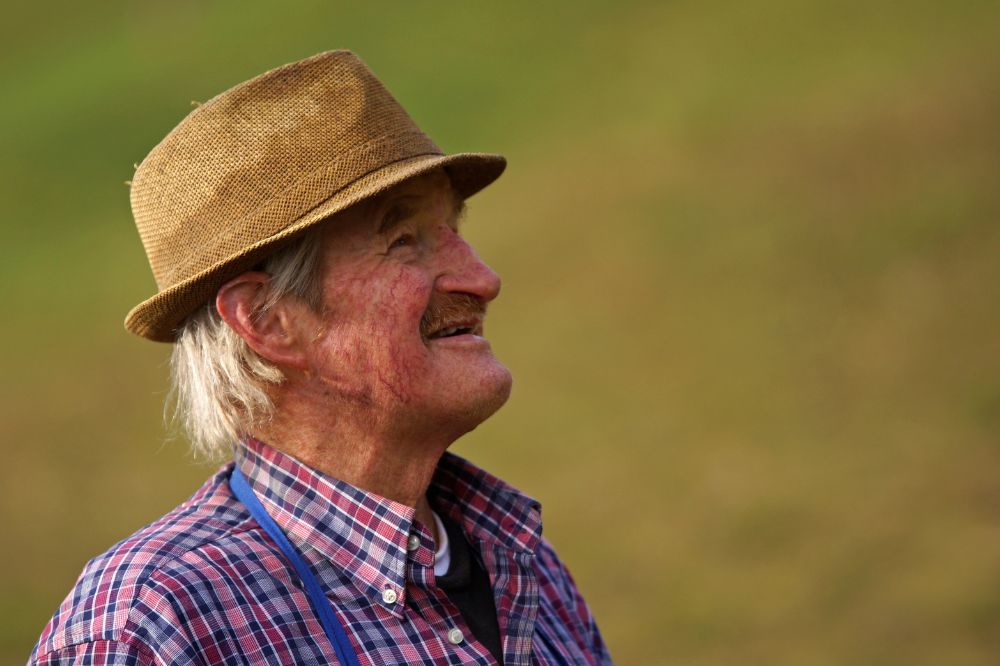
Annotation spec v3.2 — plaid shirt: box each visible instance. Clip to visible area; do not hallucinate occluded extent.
[31,439,610,665]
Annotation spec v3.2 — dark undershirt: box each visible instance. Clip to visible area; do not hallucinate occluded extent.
[435,516,505,665]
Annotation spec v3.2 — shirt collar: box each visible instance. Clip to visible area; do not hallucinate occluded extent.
[234,438,541,615]
[428,452,542,555]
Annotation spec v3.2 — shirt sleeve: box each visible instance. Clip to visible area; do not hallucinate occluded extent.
[30,569,199,666]
[30,639,155,666]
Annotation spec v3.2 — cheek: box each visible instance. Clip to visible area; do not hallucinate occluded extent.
[359,269,432,346]
[320,267,434,398]
[328,266,430,330]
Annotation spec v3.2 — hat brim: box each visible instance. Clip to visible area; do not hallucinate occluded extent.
[124,151,505,342]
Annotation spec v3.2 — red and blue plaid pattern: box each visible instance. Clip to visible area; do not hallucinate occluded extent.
[31,439,610,664]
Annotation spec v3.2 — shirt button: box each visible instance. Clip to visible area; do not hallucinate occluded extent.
[407,534,421,552]
[447,628,464,645]
[382,588,398,604]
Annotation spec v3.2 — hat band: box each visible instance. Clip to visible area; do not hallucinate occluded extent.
[156,130,441,288]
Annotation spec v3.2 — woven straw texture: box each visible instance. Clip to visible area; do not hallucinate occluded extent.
[125,50,505,342]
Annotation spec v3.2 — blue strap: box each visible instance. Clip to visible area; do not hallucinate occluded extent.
[230,467,362,666]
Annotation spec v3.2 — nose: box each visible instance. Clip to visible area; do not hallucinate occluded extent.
[435,229,501,303]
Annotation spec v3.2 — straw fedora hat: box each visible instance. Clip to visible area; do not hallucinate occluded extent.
[125,50,505,342]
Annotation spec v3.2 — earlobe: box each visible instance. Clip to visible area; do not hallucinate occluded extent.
[215,272,310,369]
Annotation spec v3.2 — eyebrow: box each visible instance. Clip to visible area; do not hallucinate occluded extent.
[376,195,467,235]
[376,197,418,236]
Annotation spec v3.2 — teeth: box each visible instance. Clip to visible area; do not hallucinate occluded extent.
[433,326,469,338]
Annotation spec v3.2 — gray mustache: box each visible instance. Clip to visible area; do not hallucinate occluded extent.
[420,294,486,338]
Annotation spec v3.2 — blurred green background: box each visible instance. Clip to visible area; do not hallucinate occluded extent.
[2,1,999,664]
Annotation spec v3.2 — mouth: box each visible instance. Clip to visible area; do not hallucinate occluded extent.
[425,318,484,341]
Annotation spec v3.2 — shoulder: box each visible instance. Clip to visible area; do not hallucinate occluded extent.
[534,535,590,610]
[533,536,614,664]
[31,465,257,661]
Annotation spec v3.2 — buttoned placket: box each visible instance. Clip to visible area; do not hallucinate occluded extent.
[403,522,498,662]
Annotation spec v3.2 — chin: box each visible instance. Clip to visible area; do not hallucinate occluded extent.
[475,366,514,419]
[443,364,513,436]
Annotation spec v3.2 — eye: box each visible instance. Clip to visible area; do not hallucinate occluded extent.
[390,233,415,249]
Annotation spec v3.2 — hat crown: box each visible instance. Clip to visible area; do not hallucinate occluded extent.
[130,50,440,290]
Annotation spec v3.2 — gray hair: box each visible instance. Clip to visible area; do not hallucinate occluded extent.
[169,228,325,460]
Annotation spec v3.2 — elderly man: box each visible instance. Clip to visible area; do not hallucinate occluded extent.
[30,51,610,665]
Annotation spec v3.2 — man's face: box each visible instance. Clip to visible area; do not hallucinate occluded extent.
[289,169,512,438]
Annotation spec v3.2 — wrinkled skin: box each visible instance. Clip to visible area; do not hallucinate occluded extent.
[296,170,512,440]
[217,169,512,534]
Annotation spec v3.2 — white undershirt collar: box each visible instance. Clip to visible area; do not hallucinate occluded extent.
[431,510,451,577]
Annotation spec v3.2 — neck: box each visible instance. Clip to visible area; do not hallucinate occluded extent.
[252,388,458,542]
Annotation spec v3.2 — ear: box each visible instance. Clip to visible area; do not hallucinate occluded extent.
[215,271,311,370]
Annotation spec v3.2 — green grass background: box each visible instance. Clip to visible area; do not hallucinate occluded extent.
[3,1,999,664]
